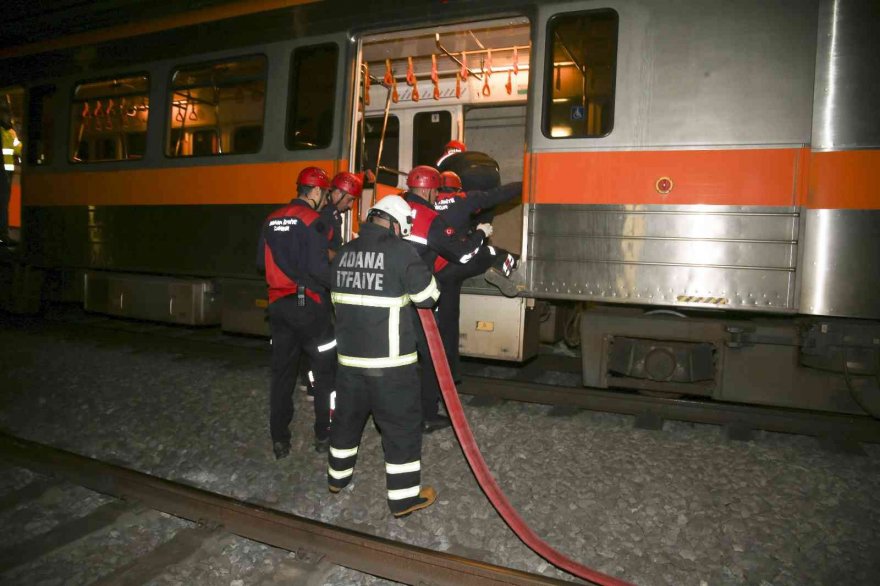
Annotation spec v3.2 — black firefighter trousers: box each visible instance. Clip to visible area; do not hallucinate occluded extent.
[328,365,424,514]
[434,245,512,381]
[268,294,336,445]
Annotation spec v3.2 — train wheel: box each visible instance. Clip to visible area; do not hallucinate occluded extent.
[635,309,690,400]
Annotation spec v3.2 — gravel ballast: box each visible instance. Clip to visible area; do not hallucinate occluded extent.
[1,317,879,585]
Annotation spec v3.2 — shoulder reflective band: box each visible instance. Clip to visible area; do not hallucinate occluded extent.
[404,235,428,245]
[332,291,410,308]
[387,485,421,500]
[1,148,13,155]
[410,277,439,303]
[337,352,418,368]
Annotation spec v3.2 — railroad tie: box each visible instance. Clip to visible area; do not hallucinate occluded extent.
[0,500,136,572]
[89,525,226,586]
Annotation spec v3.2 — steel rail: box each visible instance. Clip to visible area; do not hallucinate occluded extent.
[457,376,880,444]
[0,432,572,586]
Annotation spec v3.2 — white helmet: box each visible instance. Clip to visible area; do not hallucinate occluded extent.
[368,195,414,237]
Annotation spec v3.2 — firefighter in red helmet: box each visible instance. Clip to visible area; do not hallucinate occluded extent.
[436,140,467,167]
[433,170,523,380]
[402,165,493,432]
[323,172,363,258]
[257,166,336,459]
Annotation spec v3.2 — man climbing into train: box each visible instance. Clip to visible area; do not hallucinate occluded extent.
[432,170,523,381]
[402,165,492,432]
[0,103,22,248]
[328,195,439,517]
[257,166,337,459]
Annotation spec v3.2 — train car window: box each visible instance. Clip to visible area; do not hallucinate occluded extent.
[234,125,262,153]
[69,74,150,163]
[2,87,25,161]
[27,86,55,166]
[167,55,267,157]
[355,115,399,187]
[286,44,338,151]
[412,111,451,167]
[543,9,618,139]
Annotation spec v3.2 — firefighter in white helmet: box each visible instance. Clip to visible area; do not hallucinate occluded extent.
[328,195,440,517]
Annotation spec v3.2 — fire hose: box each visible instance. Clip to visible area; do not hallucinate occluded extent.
[418,308,634,586]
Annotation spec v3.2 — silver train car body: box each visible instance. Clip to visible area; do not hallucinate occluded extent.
[0,0,877,416]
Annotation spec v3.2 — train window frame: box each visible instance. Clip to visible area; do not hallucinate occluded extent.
[541,8,619,140]
[412,111,452,168]
[356,114,400,188]
[164,54,268,159]
[285,43,339,152]
[67,72,151,164]
[26,85,56,167]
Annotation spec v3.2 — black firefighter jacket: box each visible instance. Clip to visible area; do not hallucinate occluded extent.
[331,222,440,369]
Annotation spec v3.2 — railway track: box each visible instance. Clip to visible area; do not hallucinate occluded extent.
[5,306,877,452]
[0,432,572,586]
[29,306,880,449]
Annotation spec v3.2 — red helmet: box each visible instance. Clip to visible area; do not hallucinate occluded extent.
[331,172,363,197]
[444,140,466,154]
[439,171,462,192]
[407,165,441,189]
[297,166,331,189]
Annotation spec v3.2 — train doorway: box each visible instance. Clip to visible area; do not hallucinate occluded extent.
[352,17,537,361]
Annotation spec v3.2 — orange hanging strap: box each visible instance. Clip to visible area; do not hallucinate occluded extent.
[482,73,491,97]
[391,75,399,103]
[486,48,492,77]
[406,56,416,86]
[505,70,512,95]
[384,58,393,85]
[461,52,468,80]
[431,54,440,100]
[364,62,371,106]
[412,78,420,102]
[513,46,519,75]
[455,72,461,98]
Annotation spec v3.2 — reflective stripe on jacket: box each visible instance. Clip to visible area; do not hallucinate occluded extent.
[331,222,439,368]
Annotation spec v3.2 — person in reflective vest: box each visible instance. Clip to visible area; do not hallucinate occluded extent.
[403,165,492,432]
[1,103,22,247]
[328,195,440,517]
[257,166,336,459]
[433,171,523,380]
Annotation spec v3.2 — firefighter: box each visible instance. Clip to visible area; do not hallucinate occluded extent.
[433,171,524,380]
[297,171,365,402]
[403,165,491,432]
[328,195,439,518]
[1,103,22,247]
[435,139,466,168]
[257,166,337,459]
[323,171,363,258]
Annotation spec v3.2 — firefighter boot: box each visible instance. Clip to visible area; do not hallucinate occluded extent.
[392,486,437,518]
[273,441,290,460]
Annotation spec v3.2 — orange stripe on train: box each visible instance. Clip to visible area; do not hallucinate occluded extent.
[24,160,342,206]
[527,148,880,209]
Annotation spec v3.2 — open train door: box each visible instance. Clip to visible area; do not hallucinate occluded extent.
[354,17,539,362]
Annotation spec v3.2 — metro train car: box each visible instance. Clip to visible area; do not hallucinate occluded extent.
[0,0,877,417]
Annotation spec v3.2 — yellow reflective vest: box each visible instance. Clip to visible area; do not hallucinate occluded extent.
[2,128,22,172]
